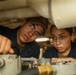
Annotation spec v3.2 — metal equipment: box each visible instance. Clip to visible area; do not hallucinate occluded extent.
[0,54,76,75]
[0,54,21,75]
[20,58,76,75]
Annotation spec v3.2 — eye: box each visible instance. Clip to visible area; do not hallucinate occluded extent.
[60,36,66,39]
[34,31,41,37]
[29,24,35,30]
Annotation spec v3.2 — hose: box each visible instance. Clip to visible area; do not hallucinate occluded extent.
[18,67,39,75]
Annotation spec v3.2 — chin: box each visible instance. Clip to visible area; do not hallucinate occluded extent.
[58,50,64,53]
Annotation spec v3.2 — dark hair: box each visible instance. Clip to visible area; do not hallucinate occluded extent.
[50,25,73,35]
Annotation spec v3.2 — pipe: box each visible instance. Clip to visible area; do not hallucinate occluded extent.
[18,65,53,75]
[0,0,49,18]
[0,0,50,20]
[18,67,39,75]
[0,0,27,11]
[0,0,76,28]
[0,7,40,20]
[26,0,50,18]
[50,0,76,28]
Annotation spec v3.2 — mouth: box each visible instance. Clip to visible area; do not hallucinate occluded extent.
[57,47,62,51]
[23,34,29,40]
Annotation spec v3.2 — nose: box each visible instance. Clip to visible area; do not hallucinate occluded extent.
[29,31,34,37]
[56,38,61,45]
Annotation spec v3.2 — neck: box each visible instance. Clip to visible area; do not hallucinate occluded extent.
[17,38,25,47]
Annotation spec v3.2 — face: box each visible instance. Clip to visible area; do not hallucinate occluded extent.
[17,21,43,45]
[50,26,72,53]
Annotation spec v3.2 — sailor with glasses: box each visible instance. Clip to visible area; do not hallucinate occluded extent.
[43,25,76,62]
[0,17,48,58]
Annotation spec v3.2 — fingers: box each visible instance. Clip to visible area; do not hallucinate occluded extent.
[0,35,14,54]
[51,58,58,63]
[51,58,68,63]
[3,38,12,54]
[51,58,76,63]
[0,35,6,53]
[9,48,14,54]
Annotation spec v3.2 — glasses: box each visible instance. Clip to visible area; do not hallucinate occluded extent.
[27,22,41,37]
[50,34,70,42]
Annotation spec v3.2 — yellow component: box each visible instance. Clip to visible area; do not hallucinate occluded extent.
[37,65,53,75]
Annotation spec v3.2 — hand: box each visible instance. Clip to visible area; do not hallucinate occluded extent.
[0,35,14,54]
[51,57,76,63]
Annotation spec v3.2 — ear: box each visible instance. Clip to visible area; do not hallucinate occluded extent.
[71,33,76,42]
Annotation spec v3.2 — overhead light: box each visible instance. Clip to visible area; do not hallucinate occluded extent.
[35,37,49,42]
